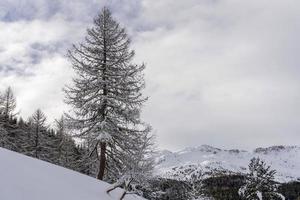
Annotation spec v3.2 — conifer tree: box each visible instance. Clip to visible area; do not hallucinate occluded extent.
[239,157,285,200]
[28,109,48,159]
[54,116,78,169]
[55,116,68,165]
[0,125,8,148]
[0,87,19,151]
[16,117,32,154]
[64,7,153,180]
[0,87,17,120]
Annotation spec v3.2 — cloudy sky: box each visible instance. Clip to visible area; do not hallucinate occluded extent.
[0,0,300,151]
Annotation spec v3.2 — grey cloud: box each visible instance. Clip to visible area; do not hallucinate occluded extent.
[132,0,300,150]
[1,0,300,151]
[0,0,101,22]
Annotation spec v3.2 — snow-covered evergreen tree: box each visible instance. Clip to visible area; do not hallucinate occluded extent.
[0,87,17,119]
[64,7,153,180]
[15,117,33,154]
[55,116,69,165]
[28,109,48,159]
[0,124,8,148]
[54,116,79,170]
[239,157,285,200]
[0,87,19,151]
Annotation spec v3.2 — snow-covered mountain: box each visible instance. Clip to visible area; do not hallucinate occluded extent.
[0,148,143,200]
[155,145,300,183]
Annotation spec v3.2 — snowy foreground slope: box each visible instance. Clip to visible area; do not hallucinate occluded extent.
[155,145,300,183]
[0,148,143,200]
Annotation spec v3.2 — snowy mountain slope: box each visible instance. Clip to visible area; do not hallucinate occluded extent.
[155,145,300,183]
[0,148,144,200]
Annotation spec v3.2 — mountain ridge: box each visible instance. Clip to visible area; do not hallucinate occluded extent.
[154,144,300,183]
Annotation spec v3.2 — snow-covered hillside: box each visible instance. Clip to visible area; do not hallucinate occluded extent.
[0,148,143,200]
[155,145,300,183]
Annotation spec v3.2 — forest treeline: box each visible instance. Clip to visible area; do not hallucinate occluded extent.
[0,87,98,177]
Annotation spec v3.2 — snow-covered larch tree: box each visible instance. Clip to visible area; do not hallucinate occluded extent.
[54,116,79,170]
[28,109,48,159]
[64,7,153,180]
[0,87,17,120]
[55,116,70,166]
[0,87,18,150]
[239,157,285,200]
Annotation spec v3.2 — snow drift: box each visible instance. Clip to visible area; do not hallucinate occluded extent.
[0,148,143,200]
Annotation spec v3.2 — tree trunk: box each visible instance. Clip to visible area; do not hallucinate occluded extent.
[35,125,39,158]
[97,13,108,181]
[97,142,106,180]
